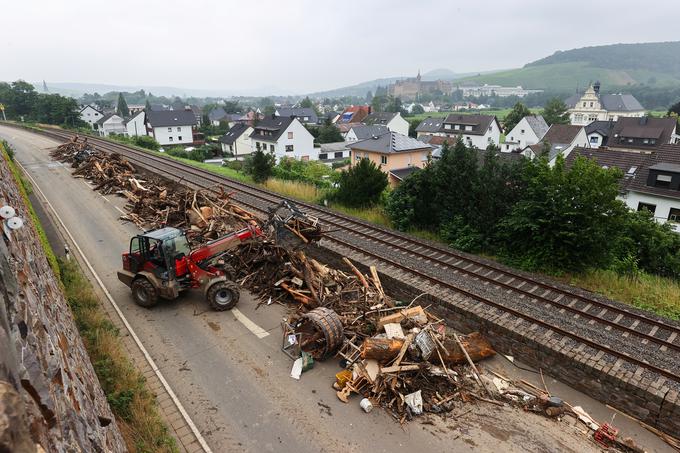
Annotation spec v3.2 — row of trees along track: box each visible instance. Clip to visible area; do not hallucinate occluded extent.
[24,125,680,384]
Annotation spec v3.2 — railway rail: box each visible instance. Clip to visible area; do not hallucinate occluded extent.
[27,126,680,383]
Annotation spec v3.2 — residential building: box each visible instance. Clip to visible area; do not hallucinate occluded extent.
[96,113,126,137]
[585,120,614,148]
[337,105,372,124]
[250,116,316,162]
[362,112,410,136]
[208,107,228,126]
[345,125,389,142]
[503,115,549,152]
[188,105,202,127]
[567,145,680,231]
[524,124,589,163]
[439,114,501,149]
[79,105,104,130]
[318,142,350,165]
[607,116,678,151]
[219,123,253,159]
[566,82,645,126]
[125,111,146,137]
[127,104,146,115]
[275,107,319,125]
[415,117,445,138]
[146,110,197,146]
[325,111,341,124]
[348,131,433,187]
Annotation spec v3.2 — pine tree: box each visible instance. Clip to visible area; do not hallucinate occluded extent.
[335,158,388,207]
[116,93,130,117]
[503,102,531,133]
[542,98,570,125]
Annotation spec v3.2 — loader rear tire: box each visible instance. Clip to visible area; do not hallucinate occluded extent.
[207,280,240,311]
[132,278,158,308]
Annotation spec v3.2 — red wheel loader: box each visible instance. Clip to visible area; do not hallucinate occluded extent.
[116,200,319,310]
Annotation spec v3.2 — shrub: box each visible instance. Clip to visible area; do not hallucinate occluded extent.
[133,135,160,151]
[334,158,388,207]
[245,149,275,183]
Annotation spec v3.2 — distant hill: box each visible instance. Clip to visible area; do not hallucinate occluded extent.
[457,41,680,91]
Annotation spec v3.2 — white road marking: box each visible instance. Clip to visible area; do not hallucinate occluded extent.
[17,161,213,453]
[232,308,270,339]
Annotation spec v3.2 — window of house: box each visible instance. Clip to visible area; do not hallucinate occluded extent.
[650,139,656,145]
[575,114,583,122]
[270,144,274,152]
[589,102,593,107]
[583,102,586,107]
[169,136,173,142]
[465,125,472,131]
[445,124,452,130]
[520,129,525,134]
[334,151,344,159]
[669,208,680,222]
[643,139,649,144]
[168,127,172,132]
[178,136,182,141]
[355,153,361,161]
[256,143,261,151]
[229,145,234,152]
[590,136,599,144]
[285,145,294,152]
[177,127,181,131]
[380,155,388,165]
[655,174,672,187]
[319,153,328,160]
[638,202,656,214]
[628,138,634,143]
[288,131,293,139]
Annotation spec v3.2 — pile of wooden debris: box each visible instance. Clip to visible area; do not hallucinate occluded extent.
[51,136,255,244]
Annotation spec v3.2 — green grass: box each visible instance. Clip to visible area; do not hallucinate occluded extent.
[568,269,680,320]
[59,259,178,452]
[409,107,541,122]
[457,61,680,91]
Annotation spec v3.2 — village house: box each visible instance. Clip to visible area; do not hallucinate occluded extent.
[523,124,589,163]
[275,107,319,125]
[208,107,228,126]
[566,82,645,126]
[96,113,127,137]
[145,110,197,146]
[219,123,253,159]
[79,105,104,130]
[585,120,613,148]
[362,111,410,136]
[607,116,678,151]
[348,131,433,187]
[317,142,350,165]
[415,117,445,138]
[503,115,549,152]
[345,124,389,142]
[125,110,146,137]
[337,105,372,124]
[567,145,680,232]
[250,115,316,162]
[439,114,501,149]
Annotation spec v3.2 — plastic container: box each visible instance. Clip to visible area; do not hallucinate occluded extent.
[360,398,373,413]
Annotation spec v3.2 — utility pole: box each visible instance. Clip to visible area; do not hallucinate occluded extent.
[0,104,6,121]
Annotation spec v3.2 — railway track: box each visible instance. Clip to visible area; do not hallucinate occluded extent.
[30,127,680,383]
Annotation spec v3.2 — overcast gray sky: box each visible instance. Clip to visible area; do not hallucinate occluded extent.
[2,0,679,95]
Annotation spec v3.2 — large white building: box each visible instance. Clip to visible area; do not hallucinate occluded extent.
[125,111,146,137]
[566,82,645,126]
[145,110,197,146]
[250,116,316,162]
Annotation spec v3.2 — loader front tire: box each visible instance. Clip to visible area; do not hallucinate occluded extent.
[207,280,240,311]
[132,278,158,308]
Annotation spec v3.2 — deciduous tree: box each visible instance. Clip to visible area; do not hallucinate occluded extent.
[335,158,388,207]
[503,102,531,133]
[542,98,570,125]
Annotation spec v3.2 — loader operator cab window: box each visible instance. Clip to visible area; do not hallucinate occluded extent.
[131,228,189,280]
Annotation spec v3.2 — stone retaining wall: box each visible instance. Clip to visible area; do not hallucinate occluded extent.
[0,152,125,452]
[306,241,680,437]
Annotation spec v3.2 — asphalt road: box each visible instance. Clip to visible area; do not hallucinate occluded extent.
[1,125,670,453]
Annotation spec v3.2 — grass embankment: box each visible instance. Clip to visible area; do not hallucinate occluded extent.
[1,141,177,453]
[60,259,177,452]
[569,270,680,320]
[408,107,541,122]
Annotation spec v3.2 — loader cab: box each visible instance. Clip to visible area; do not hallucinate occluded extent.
[127,227,191,280]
